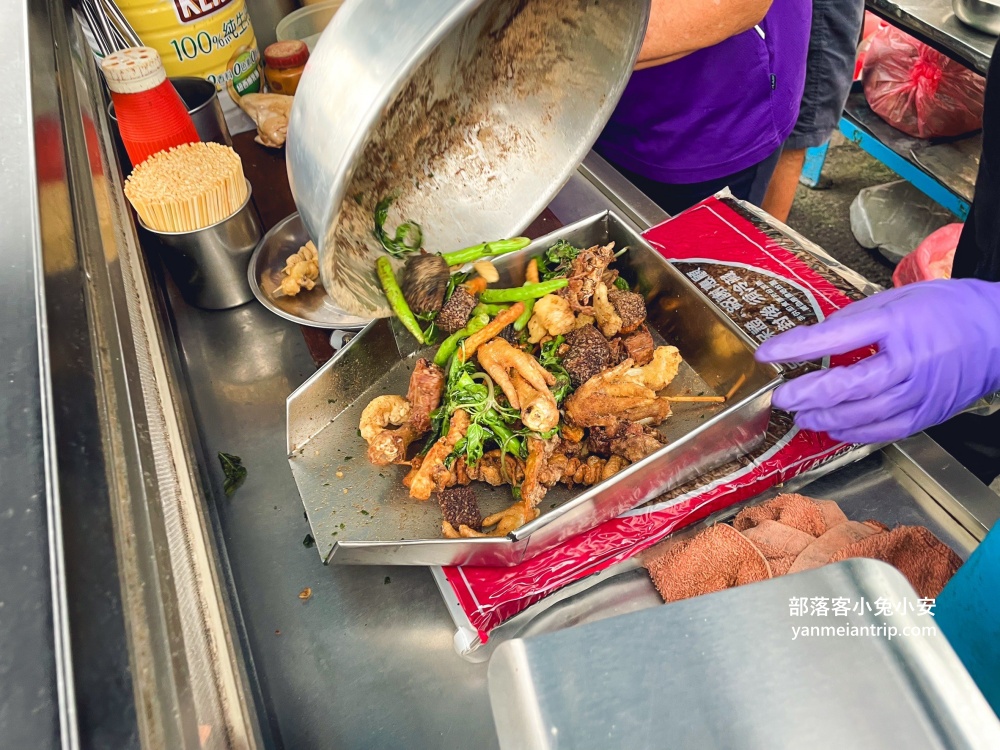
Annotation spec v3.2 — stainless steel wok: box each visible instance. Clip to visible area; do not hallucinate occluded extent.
[286,0,650,318]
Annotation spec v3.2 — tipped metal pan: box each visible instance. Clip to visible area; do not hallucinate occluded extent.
[287,211,783,566]
[286,0,650,319]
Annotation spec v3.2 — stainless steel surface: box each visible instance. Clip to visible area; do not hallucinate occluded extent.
[288,211,780,566]
[111,77,233,147]
[868,0,995,75]
[488,559,1000,750]
[248,211,373,329]
[287,0,650,318]
[1,0,75,746]
[27,12,268,748]
[142,181,261,310]
[954,0,1000,35]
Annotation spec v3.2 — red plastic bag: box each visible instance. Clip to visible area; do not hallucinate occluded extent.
[854,12,887,80]
[893,223,962,287]
[862,26,985,139]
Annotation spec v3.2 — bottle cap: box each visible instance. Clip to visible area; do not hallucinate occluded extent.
[100,47,167,94]
[264,40,309,70]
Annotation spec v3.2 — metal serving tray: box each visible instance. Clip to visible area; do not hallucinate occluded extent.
[287,211,782,566]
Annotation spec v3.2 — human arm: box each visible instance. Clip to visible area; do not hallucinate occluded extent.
[636,0,774,69]
[754,280,1000,444]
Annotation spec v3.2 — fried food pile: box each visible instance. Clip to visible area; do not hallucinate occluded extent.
[360,240,685,538]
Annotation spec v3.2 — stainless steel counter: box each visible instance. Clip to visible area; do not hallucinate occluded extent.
[8,4,1000,746]
[868,0,996,75]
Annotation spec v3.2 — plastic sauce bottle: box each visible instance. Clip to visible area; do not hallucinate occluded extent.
[263,40,309,96]
[115,0,262,134]
[100,47,200,167]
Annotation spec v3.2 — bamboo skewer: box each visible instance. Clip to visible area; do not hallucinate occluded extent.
[124,142,247,232]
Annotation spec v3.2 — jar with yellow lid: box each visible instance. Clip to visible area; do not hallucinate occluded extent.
[263,41,309,96]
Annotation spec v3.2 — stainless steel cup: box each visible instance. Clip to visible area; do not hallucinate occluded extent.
[140,181,261,310]
[109,76,233,147]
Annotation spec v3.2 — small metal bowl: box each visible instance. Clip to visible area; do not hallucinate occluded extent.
[954,0,1000,35]
[248,212,373,329]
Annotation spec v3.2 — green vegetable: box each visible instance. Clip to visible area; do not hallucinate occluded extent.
[218,452,247,497]
[425,356,526,463]
[513,288,535,332]
[442,237,531,267]
[434,313,489,367]
[538,336,572,404]
[479,278,568,303]
[444,271,469,303]
[537,239,581,281]
[613,276,630,291]
[472,302,510,318]
[373,195,422,258]
[376,256,424,344]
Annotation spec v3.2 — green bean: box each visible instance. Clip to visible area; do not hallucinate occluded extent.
[513,295,534,332]
[479,278,568,303]
[377,256,424,344]
[433,313,489,367]
[442,237,531,267]
[472,302,510,318]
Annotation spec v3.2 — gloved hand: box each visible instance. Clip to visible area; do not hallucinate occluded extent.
[754,279,1000,444]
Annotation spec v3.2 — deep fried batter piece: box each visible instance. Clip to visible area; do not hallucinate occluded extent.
[366,359,444,466]
[588,422,668,463]
[409,410,469,500]
[563,242,616,312]
[564,359,673,428]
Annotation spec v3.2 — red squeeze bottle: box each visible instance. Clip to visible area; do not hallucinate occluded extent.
[100,47,200,168]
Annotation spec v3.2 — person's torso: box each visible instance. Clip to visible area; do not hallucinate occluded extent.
[596,0,812,184]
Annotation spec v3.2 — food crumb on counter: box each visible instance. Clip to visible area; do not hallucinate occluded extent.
[343,488,349,494]
[336,471,344,478]
[298,587,312,601]
[274,629,281,635]
[303,534,315,548]
[360,510,370,516]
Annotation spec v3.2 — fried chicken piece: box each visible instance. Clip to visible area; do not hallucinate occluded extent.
[540,453,629,487]
[625,346,682,393]
[409,410,470,500]
[606,336,628,365]
[366,359,444,466]
[511,371,559,433]
[564,359,673,428]
[480,437,555,536]
[463,451,525,486]
[477,338,558,431]
[527,294,576,343]
[588,422,668,463]
[593,281,622,338]
[623,325,655,367]
[563,242,616,312]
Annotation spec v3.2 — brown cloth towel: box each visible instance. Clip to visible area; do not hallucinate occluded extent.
[646,493,962,603]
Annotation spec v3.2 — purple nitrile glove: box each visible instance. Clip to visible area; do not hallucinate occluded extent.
[754,279,1000,444]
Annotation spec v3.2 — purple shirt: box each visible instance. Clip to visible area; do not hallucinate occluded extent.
[596,0,811,184]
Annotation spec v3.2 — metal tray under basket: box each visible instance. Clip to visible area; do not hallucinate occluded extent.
[287,211,782,566]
